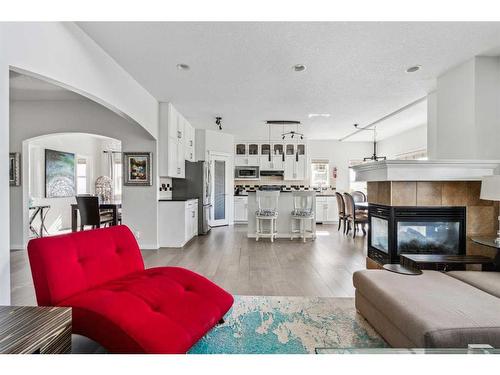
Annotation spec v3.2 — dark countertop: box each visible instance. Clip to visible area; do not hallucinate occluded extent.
[159,198,199,202]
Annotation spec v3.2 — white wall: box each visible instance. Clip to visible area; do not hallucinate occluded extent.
[435,58,476,159]
[9,99,158,252]
[377,125,427,160]
[307,140,374,192]
[1,22,159,305]
[433,56,500,160]
[426,92,438,159]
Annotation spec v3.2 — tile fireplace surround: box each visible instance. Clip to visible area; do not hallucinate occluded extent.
[351,160,500,268]
[365,180,499,267]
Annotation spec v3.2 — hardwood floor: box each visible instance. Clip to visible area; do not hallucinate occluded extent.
[10,224,367,306]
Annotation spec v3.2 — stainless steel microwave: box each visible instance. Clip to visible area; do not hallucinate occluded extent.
[235,166,260,179]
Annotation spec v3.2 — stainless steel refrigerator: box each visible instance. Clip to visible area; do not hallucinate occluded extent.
[172,161,212,235]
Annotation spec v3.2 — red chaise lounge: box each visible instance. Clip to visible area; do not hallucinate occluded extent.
[27,225,234,353]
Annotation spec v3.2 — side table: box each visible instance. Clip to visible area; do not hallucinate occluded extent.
[0,306,71,353]
[471,237,500,271]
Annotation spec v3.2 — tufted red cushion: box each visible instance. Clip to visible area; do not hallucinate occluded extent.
[61,267,234,353]
[28,226,234,353]
[28,226,144,306]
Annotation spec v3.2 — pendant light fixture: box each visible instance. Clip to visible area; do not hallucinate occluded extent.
[295,123,299,162]
[268,121,272,162]
[353,124,387,161]
[282,124,285,162]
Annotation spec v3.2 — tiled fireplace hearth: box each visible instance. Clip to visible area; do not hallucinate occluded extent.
[366,181,500,268]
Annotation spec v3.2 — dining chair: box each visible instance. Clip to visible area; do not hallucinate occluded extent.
[290,191,316,242]
[335,192,348,234]
[352,191,367,203]
[343,192,368,238]
[255,190,280,242]
[75,195,114,231]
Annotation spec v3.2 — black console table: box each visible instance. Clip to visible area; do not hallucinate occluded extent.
[400,253,495,272]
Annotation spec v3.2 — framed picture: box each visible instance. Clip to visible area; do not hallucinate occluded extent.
[9,152,21,186]
[45,149,76,198]
[123,152,152,186]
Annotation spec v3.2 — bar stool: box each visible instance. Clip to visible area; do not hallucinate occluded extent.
[255,190,280,242]
[290,191,316,242]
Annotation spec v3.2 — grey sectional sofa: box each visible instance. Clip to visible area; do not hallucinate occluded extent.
[353,270,500,348]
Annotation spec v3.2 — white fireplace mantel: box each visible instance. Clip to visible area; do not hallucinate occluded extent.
[351,160,500,182]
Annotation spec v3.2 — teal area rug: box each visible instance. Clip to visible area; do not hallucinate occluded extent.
[189,296,387,354]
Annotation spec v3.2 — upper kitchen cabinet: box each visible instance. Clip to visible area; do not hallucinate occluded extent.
[184,118,196,162]
[248,143,259,155]
[260,143,271,156]
[235,143,247,155]
[159,103,194,178]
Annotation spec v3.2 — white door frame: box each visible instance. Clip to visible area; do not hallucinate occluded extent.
[208,151,232,227]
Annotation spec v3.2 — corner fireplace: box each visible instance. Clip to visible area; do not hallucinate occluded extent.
[368,204,466,265]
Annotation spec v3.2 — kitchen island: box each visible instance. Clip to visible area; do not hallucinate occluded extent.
[247,191,316,239]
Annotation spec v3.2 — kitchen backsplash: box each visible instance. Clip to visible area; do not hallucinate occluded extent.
[235,184,336,194]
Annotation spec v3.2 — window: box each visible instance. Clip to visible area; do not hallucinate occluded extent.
[76,158,88,194]
[113,153,122,201]
[311,160,329,187]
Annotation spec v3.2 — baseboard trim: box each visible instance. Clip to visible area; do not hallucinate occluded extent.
[138,243,160,250]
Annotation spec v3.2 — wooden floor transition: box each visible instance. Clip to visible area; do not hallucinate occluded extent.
[10,224,367,306]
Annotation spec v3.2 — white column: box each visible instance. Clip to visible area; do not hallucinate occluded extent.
[431,56,500,160]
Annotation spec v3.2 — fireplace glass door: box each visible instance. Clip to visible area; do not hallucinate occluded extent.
[371,216,389,254]
[396,221,461,255]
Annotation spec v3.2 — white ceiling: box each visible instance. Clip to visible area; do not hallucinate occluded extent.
[75,22,500,141]
[9,71,88,101]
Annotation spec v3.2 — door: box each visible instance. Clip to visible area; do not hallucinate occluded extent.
[210,153,230,227]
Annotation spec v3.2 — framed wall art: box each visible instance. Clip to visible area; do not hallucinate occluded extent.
[9,152,21,186]
[123,152,152,186]
[45,149,76,198]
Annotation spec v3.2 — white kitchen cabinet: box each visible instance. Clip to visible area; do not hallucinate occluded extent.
[159,199,198,247]
[184,120,195,162]
[234,196,248,223]
[235,156,260,166]
[284,155,307,180]
[260,155,284,170]
[159,102,189,178]
[315,196,338,223]
[185,199,198,241]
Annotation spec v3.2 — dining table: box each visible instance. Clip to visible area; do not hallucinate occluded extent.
[71,202,122,232]
[354,201,369,210]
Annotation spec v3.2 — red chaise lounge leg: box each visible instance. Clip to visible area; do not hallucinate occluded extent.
[28,225,234,353]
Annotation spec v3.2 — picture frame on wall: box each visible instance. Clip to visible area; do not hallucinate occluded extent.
[45,149,76,198]
[9,152,21,186]
[123,152,153,186]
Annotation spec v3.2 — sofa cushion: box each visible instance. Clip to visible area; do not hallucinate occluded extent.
[447,271,500,299]
[353,270,500,348]
[60,266,234,353]
[28,226,144,306]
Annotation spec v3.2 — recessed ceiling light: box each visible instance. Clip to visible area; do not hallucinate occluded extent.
[293,64,307,72]
[176,63,190,71]
[406,65,421,73]
[308,113,331,118]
